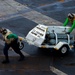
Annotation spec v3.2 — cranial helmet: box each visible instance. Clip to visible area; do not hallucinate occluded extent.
[0,28,7,35]
[68,13,74,19]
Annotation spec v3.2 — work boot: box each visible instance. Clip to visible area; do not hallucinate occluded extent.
[2,55,10,64]
[2,60,10,64]
[18,56,25,61]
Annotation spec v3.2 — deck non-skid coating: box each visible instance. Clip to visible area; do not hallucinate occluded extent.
[0,0,75,75]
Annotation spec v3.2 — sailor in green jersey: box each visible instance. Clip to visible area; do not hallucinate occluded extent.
[63,13,75,34]
[0,28,24,64]
[7,34,18,41]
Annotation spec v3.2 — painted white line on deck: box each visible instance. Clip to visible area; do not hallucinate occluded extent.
[21,50,30,57]
[5,0,62,25]
[0,39,4,46]
[50,66,68,75]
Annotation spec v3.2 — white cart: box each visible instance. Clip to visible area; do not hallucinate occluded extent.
[25,24,74,55]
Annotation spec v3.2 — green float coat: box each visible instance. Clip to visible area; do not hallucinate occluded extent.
[7,34,18,39]
[63,18,75,33]
[63,18,69,26]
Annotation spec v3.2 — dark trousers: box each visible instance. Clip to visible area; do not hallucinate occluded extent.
[3,39,24,61]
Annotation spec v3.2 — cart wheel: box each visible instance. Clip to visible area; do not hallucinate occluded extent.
[19,42,24,50]
[59,45,69,55]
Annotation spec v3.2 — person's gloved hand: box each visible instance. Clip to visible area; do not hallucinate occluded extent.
[66,32,70,34]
